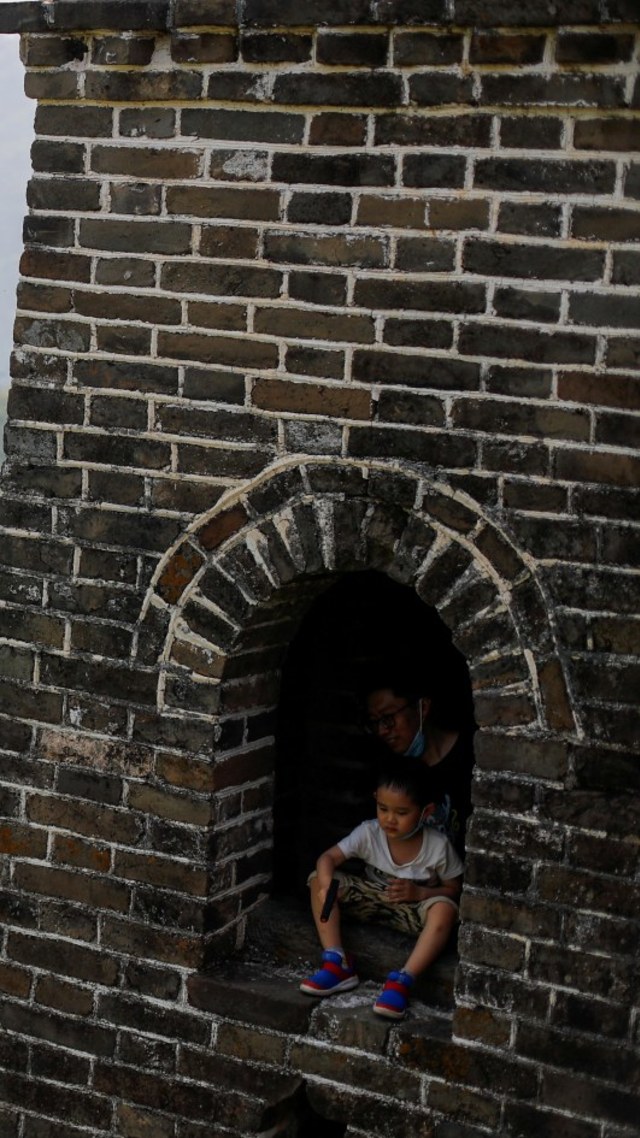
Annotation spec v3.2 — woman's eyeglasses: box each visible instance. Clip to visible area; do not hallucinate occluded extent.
[365,702,413,734]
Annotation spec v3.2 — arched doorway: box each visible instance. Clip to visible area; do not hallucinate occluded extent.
[273,569,475,897]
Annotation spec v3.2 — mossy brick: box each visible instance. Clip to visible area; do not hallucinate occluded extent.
[31,140,85,174]
[0,532,72,576]
[395,235,455,272]
[480,73,627,109]
[119,107,176,139]
[494,286,561,324]
[24,71,80,100]
[0,1001,115,1060]
[349,424,476,467]
[428,196,490,230]
[409,72,474,106]
[109,182,163,216]
[464,238,605,282]
[186,298,247,332]
[403,152,467,188]
[78,218,192,255]
[356,193,424,228]
[394,31,463,66]
[287,191,352,226]
[573,207,637,242]
[556,32,635,64]
[614,242,640,286]
[199,224,260,259]
[255,304,374,342]
[14,863,130,914]
[158,331,279,370]
[176,441,271,479]
[285,344,345,380]
[308,112,367,146]
[170,31,237,63]
[498,201,563,238]
[92,34,155,65]
[288,270,348,307]
[8,384,83,426]
[353,348,460,387]
[273,71,402,107]
[452,397,590,442]
[74,358,178,395]
[156,404,276,444]
[34,104,113,137]
[53,833,111,874]
[21,34,87,66]
[460,323,596,366]
[470,32,546,64]
[161,260,279,300]
[98,992,208,1044]
[85,469,145,508]
[499,115,564,149]
[373,112,487,147]
[63,432,171,471]
[272,151,395,187]
[474,158,615,195]
[354,277,484,314]
[8,931,119,986]
[574,118,640,153]
[431,1083,502,1130]
[625,164,640,199]
[317,31,389,68]
[84,70,203,102]
[78,290,180,326]
[241,32,311,63]
[179,107,300,145]
[92,145,201,180]
[17,280,73,315]
[376,389,446,428]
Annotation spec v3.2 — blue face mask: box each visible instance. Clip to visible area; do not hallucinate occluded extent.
[403,702,424,758]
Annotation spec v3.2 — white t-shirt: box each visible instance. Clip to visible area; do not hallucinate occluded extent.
[338,819,464,891]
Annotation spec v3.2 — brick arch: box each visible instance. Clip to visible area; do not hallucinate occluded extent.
[134,456,578,957]
[136,456,575,739]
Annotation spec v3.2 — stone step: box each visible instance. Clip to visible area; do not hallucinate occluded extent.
[244,895,457,1011]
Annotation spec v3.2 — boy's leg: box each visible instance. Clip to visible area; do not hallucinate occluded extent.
[300,874,359,997]
[373,900,457,1019]
[402,900,458,977]
[309,872,343,953]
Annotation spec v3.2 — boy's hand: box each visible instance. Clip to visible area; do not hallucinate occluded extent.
[384,878,423,904]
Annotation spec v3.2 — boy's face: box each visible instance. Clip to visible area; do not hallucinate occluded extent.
[375,784,425,839]
[366,687,429,755]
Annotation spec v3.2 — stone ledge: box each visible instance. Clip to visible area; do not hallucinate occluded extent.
[243,894,458,1011]
[0,0,627,36]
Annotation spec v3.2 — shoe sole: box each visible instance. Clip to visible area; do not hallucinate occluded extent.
[373,1002,406,1019]
[299,976,359,996]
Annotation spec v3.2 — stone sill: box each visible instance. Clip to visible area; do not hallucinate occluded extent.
[0,0,628,36]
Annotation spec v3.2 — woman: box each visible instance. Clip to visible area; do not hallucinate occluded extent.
[364,671,475,858]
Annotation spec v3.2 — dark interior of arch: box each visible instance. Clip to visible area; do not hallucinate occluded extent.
[272,570,475,897]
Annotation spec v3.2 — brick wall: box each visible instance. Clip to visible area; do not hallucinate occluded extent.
[0,1,638,1135]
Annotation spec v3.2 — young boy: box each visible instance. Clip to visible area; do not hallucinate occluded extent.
[300,759,464,1019]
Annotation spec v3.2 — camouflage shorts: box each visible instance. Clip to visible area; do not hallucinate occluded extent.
[312,871,458,937]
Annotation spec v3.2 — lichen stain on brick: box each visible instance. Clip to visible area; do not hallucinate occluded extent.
[157,542,205,603]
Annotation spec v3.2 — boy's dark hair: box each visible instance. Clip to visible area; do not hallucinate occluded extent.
[375,757,434,809]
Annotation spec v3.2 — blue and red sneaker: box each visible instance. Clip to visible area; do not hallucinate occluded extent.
[373,970,415,1019]
[299,950,359,997]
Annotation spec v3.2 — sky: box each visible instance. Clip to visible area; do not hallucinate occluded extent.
[0,33,35,392]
